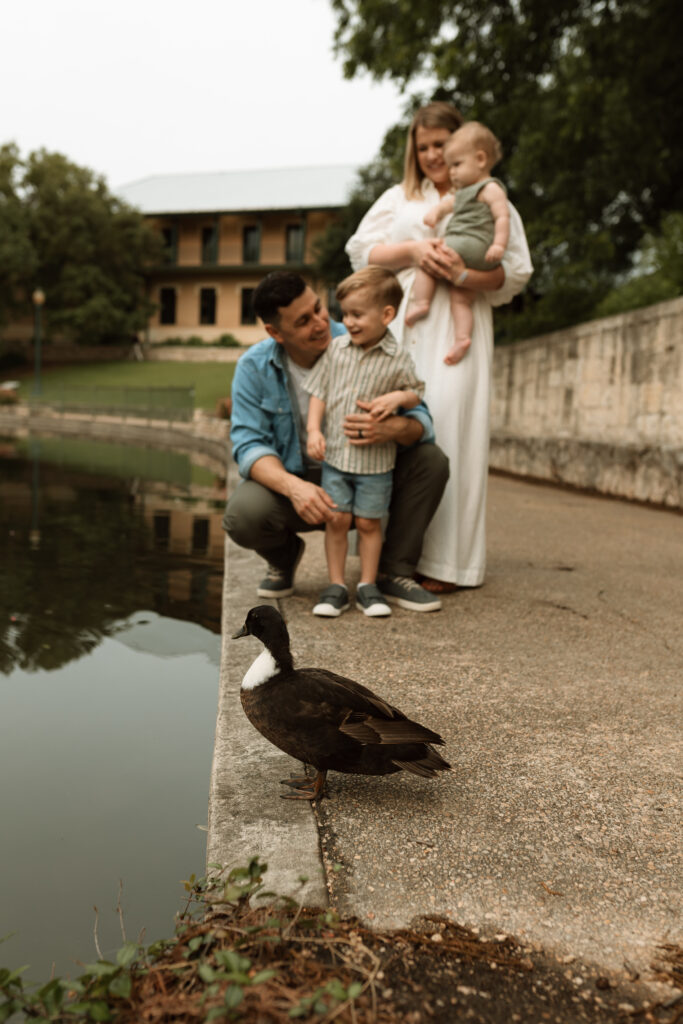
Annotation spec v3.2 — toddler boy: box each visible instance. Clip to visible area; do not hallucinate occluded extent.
[306,267,424,617]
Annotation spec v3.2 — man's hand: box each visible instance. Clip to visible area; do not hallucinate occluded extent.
[344,402,423,446]
[287,477,337,524]
[250,454,337,525]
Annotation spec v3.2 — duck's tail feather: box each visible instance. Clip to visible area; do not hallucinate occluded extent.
[392,747,451,778]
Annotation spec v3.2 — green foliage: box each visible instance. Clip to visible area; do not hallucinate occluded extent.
[156,333,242,348]
[0,858,368,1023]
[595,212,683,318]
[0,145,162,344]
[323,0,683,336]
[0,144,37,321]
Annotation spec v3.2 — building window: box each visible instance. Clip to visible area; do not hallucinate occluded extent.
[153,512,170,549]
[199,287,216,325]
[159,287,176,325]
[286,223,305,263]
[242,225,261,263]
[161,225,178,264]
[201,224,218,264]
[241,288,256,325]
[192,517,210,554]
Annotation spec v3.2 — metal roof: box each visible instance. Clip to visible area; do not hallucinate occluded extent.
[116,164,360,215]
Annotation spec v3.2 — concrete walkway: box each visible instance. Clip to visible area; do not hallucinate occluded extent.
[208,473,682,987]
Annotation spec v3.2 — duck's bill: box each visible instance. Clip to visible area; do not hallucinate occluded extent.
[232,624,249,640]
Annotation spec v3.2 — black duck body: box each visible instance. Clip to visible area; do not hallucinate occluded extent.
[233,606,451,797]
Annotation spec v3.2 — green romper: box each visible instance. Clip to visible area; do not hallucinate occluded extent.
[442,177,507,271]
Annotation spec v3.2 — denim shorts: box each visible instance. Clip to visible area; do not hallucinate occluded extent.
[322,464,393,518]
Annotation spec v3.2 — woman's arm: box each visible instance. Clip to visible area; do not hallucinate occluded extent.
[369,239,461,279]
[346,184,447,276]
[447,262,506,292]
[489,201,534,307]
[422,243,505,292]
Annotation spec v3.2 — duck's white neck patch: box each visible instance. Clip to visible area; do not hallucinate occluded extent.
[241,648,278,690]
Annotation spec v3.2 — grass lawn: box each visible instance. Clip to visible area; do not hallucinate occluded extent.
[15,360,237,412]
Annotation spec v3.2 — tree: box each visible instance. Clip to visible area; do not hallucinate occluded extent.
[0,146,161,344]
[325,0,683,338]
[313,139,402,287]
[0,144,36,324]
[595,213,683,318]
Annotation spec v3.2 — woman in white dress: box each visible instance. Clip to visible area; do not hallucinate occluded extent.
[346,102,533,591]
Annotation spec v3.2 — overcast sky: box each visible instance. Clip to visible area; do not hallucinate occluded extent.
[2,0,408,189]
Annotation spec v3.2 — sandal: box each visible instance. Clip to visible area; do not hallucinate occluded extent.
[416,576,459,594]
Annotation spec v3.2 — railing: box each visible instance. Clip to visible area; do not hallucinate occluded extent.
[28,385,195,422]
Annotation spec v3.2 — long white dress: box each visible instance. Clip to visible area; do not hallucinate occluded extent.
[346,180,533,586]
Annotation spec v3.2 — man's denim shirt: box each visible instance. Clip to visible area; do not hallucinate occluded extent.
[230,321,436,481]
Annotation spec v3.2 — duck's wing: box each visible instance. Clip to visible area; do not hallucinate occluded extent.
[295,667,446,747]
[339,711,444,746]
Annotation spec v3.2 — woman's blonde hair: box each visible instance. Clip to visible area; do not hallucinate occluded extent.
[403,101,463,198]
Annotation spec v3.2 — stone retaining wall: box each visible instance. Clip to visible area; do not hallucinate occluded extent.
[490,297,683,507]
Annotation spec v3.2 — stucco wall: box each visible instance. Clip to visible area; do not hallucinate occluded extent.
[490,297,683,506]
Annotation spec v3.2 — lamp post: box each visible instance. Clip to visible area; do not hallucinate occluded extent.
[32,288,45,396]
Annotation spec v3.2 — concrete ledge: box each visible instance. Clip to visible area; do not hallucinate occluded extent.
[490,432,683,508]
[205,537,328,907]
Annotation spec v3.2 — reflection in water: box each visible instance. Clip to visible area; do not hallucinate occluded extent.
[0,435,227,979]
[0,437,226,673]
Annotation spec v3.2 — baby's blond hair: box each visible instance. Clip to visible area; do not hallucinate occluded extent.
[336,267,404,312]
[446,121,503,171]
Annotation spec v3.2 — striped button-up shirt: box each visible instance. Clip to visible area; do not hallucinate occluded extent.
[304,329,424,474]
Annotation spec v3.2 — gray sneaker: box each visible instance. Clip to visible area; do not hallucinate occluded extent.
[257,538,306,598]
[355,583,392,617]
[377,574,442,612]
[313,584,350,618]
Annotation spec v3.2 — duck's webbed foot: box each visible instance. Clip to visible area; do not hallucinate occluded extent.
[280,770,327,801]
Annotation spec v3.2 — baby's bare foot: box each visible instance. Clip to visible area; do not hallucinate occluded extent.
[444,337,471,365]
[405,301,430,327]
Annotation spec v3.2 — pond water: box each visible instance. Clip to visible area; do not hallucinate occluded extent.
[0,435,226,981]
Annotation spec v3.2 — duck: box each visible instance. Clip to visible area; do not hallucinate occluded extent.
[232,605,451,800]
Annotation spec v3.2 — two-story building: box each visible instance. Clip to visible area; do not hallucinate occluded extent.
[117,165,359,345]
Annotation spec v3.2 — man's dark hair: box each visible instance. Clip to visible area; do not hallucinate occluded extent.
[253,271,307,326]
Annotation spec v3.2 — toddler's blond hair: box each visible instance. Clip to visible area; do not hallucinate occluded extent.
[336,267,404,312]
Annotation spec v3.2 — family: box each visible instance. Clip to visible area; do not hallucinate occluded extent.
[223,102,533,616]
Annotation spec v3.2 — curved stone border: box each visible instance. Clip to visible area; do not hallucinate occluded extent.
[0,404,230,477]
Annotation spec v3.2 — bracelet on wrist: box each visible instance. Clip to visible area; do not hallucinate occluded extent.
[455,269,469,286]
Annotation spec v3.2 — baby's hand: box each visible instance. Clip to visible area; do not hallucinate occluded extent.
[307,430,326,460]
[423,208,440,228]
[486,243,505,263]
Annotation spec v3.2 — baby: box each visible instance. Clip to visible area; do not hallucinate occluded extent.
[405,121,510,365]
[305,267,424,618]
